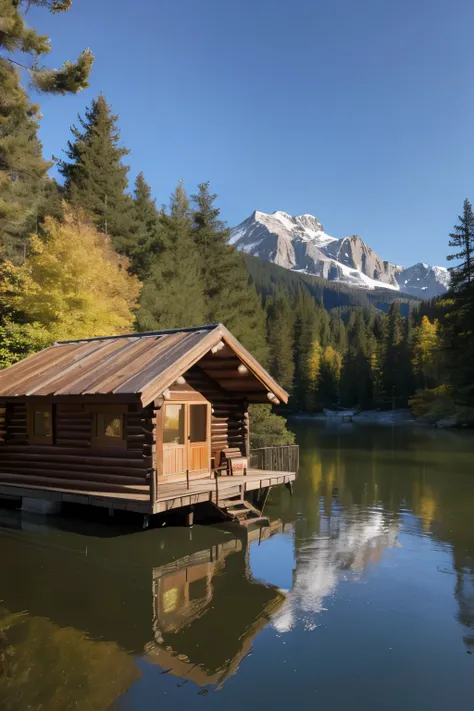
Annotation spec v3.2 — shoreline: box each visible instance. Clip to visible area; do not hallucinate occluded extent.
[289,409,420,426]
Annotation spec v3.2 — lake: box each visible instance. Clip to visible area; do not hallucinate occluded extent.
[1,422,474,710]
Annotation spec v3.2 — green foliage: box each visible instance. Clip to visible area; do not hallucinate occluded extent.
[58,95,133,250]
[442,199,474,413]
[249,404,295,448]
[128,172,163,279]
[0,60,54,260]
[191,183,269,364]
[0,0,93,94]
[0,0,84,260]
[408,385,455,422]
[137,181,206,331]
[0,317,41,368]
[267,293,295,391]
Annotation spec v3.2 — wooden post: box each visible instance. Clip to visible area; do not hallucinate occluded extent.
[186,506,194,527]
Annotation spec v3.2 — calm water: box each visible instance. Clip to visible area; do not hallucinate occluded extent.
[1,422,474,710]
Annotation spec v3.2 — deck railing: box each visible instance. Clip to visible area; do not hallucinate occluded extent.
[249,445,299,473]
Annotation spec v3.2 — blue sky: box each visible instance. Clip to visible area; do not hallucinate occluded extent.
[26,0,474,267]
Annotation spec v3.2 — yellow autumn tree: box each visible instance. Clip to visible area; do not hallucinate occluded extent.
[412,316,440,388]
[322,345,342,381]
[0,206,141,363]
[306,339,322,410]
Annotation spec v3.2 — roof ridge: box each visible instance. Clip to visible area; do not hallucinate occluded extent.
[55,324,222,346]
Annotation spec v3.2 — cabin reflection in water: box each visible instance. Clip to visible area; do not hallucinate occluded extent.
[0,515,288,702]
[147,523,288,687]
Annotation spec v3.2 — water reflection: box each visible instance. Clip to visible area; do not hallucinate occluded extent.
[0,514,288,708]
[273,506,399,633]
[275,422,474,654]
[1,423,474,710]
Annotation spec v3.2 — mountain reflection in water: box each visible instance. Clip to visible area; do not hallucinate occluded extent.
[1,422,474,710]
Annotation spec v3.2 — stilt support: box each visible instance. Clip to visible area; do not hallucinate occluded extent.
[143,514,150,529]
[186,506,194,527]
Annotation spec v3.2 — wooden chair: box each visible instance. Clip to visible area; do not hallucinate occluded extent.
[215,448,248,477]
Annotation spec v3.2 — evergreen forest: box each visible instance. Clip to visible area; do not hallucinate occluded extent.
[1,2,473,440]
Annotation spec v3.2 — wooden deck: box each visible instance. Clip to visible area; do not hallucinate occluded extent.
[0,468,295,516]
[153,469,295,514]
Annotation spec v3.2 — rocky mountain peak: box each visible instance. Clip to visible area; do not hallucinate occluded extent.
[230,210,450,299]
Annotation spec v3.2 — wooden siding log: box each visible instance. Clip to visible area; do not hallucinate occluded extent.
[0,445,148,463]
[0,465,147,486]
[0,456,151,477]
[0,472,149,494]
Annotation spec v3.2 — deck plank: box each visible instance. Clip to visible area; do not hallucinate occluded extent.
[0,468,295,517]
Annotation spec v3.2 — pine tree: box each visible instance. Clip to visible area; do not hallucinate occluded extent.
[443,199,474,410]
[137,181,206,331]
[330,314,347,353]
[0,0,91,260]
[191,182,268,364]
[0,1,93,95]
[447,199,474,295]
[266,293,295,391]
[319,310,331,347]
[382,302,404,403]
[293,291,319,409]
[0,63,53,259]
[128,172,163,279]
[58,95,133,250]
[352,311,373,407]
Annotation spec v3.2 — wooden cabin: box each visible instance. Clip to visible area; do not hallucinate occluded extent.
[0,324,296,521]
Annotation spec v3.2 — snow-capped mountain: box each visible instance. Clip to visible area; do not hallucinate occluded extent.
[395,262,450,298]
[230,210,449,299]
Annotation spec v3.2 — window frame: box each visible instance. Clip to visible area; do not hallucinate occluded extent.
[27,404,54,445]
[163,402,186,446]
[90,404,128,448]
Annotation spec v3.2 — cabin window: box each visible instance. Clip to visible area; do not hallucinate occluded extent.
[28,405,53,444]
[189,404,207,443]
[163,404,185,444]
[96,413,123,439]
[91,409,126,446]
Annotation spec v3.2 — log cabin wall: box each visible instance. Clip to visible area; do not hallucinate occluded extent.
[184,367,249,463]
[0,400,153,498]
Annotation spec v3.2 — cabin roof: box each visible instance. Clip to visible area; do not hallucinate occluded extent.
[0,324,289,406]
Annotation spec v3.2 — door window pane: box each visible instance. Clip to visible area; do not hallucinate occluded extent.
[164,404,185,444]
[34,409,52,438]
[190,404,207,443]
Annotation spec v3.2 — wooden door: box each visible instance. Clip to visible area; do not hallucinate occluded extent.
[187,403,211,477]
[161,401,211,479]
[162,403,187,477]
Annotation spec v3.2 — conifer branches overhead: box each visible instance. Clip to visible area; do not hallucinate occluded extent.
[0,0,93,94]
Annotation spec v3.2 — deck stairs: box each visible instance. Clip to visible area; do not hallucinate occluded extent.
[213,482,269,527]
